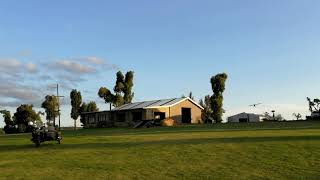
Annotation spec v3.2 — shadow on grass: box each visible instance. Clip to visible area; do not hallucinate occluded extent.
[1,135,320,152]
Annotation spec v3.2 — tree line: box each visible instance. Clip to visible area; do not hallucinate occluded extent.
[1,71,231,133]
[1,70,133,134]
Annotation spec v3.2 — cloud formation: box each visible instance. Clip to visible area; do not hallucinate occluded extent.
[52,60,96,74]
[0,56,118,107]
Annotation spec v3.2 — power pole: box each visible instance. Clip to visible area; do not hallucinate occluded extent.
[55,84,64,131]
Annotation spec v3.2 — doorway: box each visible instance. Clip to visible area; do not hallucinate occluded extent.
[239,118,248,123]
[181,108,191,123]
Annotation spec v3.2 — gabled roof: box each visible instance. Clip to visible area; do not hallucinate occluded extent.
[228,112,263,118]
[112,97,204,111]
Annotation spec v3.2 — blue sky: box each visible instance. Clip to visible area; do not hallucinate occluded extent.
[1,0,320,126]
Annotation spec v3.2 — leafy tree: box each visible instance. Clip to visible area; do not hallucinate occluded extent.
[13,104,41,133]
[0,110,13,125]
[98,71,134,109]
[199,95,213,123]
[79,101,99,126]
[1,110,17,134]
[86,101,99,112]
[98,87,114,110]
[307,97,320,113]
[114,71,125,94]
[123,71,134,103]
[210,73,228,123]
[293,113,302,121]
[70,89,82,130]
[41,95,59,124]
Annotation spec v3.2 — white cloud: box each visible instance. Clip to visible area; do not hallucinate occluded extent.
[52,60,96,74]
[77,57,119,70]
[26,62,37,73]
[85,57,105,65]
[0,56,118,108]
[0,58,22,74]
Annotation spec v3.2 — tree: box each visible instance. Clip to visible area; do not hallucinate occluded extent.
[70,89,82,130]
[263,112,284,121]
[210,73,228,123]
[79,101,99,126]
[41,95,59,125]
[0,110,17,134]
[0,110,13,125]
[293,113,302,121]
[188,92,195,100]
[307,97,320,113]
[181,92,195,100]
[13,104,41,133]
[199,95,213,123]
[98,71,134,109]
[98,87,114,110]
[123,71,134,104]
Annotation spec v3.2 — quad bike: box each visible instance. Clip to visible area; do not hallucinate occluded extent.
[30,122,62,147]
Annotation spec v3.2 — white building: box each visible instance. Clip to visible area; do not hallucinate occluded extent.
[227,112,264,123]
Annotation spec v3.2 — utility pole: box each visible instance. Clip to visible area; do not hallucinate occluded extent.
[55,84,64,131]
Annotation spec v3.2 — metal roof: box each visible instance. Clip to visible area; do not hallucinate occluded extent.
[112,97,203,111]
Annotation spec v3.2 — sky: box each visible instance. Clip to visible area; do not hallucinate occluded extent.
[1,0,320,127]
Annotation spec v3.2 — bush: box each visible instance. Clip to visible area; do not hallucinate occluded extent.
[3,125,17,134]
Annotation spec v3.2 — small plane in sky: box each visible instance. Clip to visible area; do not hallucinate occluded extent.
[249,103,262,108]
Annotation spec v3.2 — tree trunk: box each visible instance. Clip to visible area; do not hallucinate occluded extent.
[74,119,77,130]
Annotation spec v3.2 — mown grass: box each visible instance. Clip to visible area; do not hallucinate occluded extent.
[0,122,320,180]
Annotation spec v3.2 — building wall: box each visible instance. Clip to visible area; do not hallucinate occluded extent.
[145,99,202,124]
[170,99,202,124]
[84,111,113,128]
[145,107,170,120]
[82,99,203,127]
[113,109,147,127]
[228,113,261,123]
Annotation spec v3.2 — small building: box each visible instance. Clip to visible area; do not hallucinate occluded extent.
[227,112,264,123]
[81,97,204,128]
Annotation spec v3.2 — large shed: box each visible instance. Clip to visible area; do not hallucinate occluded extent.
[227,112,264,123]
[82,97,204,128]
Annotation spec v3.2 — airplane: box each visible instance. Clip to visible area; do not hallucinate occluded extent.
[249,103,262,108]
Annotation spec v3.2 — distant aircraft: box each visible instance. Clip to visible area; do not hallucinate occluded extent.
[249,103,262,108]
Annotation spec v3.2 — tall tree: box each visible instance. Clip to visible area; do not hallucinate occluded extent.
[70,89,82,130]
[41,95,59,125]
[14,104,41,133]
[210,73,228,123]
[98,71,134,109]
[123,71,134,104]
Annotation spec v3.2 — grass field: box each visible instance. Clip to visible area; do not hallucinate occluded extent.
[1,121,320,180]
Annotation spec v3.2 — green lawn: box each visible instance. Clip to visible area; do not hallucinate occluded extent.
[1,122,320,180]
